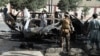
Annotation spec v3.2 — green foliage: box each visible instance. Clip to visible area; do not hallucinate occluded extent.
[82,6,90,12]
[82,6,90,16]
[57,0,68,12]
[10,0,47,10]
[69,0,82,10]
[57,0,82,12]
[0,0,9,6]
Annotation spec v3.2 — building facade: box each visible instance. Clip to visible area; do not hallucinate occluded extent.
[45,0,100,19]
[46,0,60,13]
[79,0,100,7]
[78,0,100,19]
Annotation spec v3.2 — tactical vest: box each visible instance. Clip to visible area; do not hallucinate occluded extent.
[61,18,71,33]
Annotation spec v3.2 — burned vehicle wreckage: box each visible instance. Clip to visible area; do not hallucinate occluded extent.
[4,14,61,40]
[4,13,84,42]
[22,18,61,39]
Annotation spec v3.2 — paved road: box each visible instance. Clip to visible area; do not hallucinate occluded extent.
[0,13,10,31]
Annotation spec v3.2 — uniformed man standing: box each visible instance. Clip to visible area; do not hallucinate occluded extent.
[61,13,74,54]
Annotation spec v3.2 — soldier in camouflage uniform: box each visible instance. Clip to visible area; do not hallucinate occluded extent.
[61,13,74,53]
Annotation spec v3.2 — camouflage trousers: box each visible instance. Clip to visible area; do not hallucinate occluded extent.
[60,32,70,53]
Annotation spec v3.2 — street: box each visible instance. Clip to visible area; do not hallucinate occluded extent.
[0,13,100,56]
[0,0,100,55]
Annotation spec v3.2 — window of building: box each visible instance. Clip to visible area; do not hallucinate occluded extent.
[86,0,91,1]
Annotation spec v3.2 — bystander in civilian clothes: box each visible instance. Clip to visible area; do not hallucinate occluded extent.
[88,13,100,51]
[23,7,31,22]
[3,6,9,21]
[40,13,47,27]
[23,7,31,30]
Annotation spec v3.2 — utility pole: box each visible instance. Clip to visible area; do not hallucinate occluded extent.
[48,0,51,13]
[48,0,53,13]
[51,0,53,13]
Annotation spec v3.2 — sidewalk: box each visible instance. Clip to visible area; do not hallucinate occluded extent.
[0,13,10,31]
[0,20,10,31]
[0,13,4,21]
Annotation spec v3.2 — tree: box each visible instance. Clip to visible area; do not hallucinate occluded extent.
[57,0,68,12]
[69,0,82,11]
[0,0,47,10]
[0,0,9,6]
[82,6,90,17]
[57,0,82,12]
[10,0,47,10]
